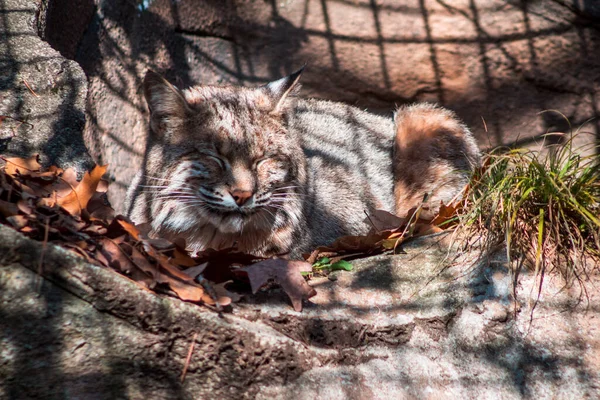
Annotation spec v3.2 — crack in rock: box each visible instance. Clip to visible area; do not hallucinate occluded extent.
[264,315,415,350]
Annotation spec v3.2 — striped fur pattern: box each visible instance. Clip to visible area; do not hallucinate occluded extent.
[126,69,480,258]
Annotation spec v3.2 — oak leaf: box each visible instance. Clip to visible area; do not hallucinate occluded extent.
[97,238,154,288]
[2,155,41,176]
[116,217,142,240]
[55,165,107,216]
[365,209,405,232]
[0,199,19,217]
[243,259,317,312]
[431,201,462,227]
[166,278,207,302]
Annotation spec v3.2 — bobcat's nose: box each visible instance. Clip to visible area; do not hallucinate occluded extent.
[230,189,253,206]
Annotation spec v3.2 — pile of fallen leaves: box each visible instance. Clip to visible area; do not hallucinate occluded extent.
[0,156,318,311]
[0,156,460,312]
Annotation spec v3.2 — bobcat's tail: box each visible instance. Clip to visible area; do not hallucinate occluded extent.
[392,103,480,219]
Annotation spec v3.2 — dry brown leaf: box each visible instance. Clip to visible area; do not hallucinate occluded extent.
[97,238,154,287]
[16,199,33,215]
[144,237,174,250]
[431,201,462,227]
[61,242,96,263]
[318,230,392,254]
[56,165,107,216]
[96,179,109,193]
[13,181,37,198]
[6,215,28,229]
[98,238,153,288]
[182,263,208,279]
[18,224,35,233]
[365,209,405,232]
[135,223,153,239]
[244,259,317,312]
[194,248,264,283]
[160,259,197,282]
[116,217,142,240]
[94,248,110,268]
[0,199,19,217]
[98,238,136,273]
[87,196,115,222]
[28,170,62,181]
[120,242,160,282]
[413,224,444,236]
[2,155,41,176]
[143,241,195,282]
[56,214,87,233]
[166,277,206,302]
[172,248,197,267]
[1,160,326,311]
[82,222,108,236]
[47,165,64,174]
[179,264,234,306]
[212,280,242,303]
[45,168,80,198]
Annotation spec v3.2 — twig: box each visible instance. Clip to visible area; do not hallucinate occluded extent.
[363,209,379,232]
[0,116,34,135]
[180,332,198,383]
[36,216,50,292]
[23,79,39,97]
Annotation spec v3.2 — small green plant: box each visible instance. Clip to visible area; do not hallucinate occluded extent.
[460,133,600,290]
[309,257,353,275]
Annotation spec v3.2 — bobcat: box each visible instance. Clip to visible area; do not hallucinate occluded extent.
[126,68,480,258]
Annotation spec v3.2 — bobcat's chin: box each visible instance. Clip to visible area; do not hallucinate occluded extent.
[215,214,246,234]
[197,204,272,234]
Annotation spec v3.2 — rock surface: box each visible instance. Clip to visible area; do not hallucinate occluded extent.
[0,0,93,172]
[1,224,599,399]
[71,0,600,209]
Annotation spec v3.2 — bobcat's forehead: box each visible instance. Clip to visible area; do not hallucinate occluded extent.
[183,86,287,158]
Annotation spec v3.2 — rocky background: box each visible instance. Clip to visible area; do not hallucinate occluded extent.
[2,0,600,398]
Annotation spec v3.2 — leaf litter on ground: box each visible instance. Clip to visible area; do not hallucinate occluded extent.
[0,155,461,312]
[303,200,460,268]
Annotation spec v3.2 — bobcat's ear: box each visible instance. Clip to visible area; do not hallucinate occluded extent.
[143,70,190,136]
[265,66,304,112]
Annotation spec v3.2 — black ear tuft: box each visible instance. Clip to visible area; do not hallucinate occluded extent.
[265,65,305,111]
[143,70,190,135]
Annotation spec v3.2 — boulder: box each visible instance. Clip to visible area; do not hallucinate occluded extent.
[0,0,93,173]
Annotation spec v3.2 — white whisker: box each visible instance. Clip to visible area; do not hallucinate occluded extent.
[141,185,192,190]
[152,194,196,200]
[273,184,301,189]
[143,175,183,183]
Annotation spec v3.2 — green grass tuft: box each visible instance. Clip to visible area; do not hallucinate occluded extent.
[460,135,600,289]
